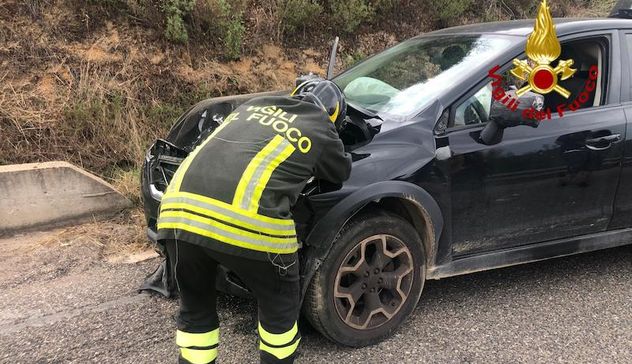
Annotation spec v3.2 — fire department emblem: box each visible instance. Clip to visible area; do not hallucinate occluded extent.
[511,0,577,98]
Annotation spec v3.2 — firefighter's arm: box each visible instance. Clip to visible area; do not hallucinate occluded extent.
[313,129,352,184]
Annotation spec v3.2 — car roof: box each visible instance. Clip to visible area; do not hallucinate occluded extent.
[426,18,632,37]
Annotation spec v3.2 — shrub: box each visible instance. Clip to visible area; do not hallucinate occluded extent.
[278,0,322,34]
[163,0,195,43]
[193,0,246,59]
[222,17,245,60]
[165,12,188,42]
[214,0,246,60]
[434,0,473,26]
[330,0,374,34]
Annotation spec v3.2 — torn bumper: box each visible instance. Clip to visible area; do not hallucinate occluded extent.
[139,226,252,299]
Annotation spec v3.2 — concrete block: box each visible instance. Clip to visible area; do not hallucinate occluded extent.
[0,162,132,235]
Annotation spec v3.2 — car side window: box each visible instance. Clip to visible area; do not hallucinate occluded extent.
[454,82,493,127]
[451,37,608,128]
[540,38,606,110]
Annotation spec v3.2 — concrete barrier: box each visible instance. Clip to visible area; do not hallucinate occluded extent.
[0,162,132,235]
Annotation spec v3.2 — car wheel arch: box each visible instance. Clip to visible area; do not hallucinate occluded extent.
[365,196,436,266]
[300,181,443,300]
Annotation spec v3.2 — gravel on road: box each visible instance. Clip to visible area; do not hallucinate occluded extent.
[0,228,630,363]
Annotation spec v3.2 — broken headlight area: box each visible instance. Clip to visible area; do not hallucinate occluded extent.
[147,139,189,193]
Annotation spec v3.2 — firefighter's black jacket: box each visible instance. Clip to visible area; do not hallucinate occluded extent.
[157,96,352,260]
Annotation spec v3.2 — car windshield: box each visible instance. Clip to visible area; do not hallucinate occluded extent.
[333,34,515,119]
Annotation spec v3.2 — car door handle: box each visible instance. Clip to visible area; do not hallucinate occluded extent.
[585,134,621,151]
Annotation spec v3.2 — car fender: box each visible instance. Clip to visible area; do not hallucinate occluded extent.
[300,181,443,298]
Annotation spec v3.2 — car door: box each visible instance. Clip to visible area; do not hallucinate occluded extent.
[444,31,626,256]
[610,30,632,229]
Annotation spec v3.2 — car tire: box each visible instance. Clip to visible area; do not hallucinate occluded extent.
[303,211,426,347]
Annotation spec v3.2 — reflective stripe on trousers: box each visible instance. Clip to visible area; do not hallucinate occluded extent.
[176,329,219,364]
[258,321,301,361]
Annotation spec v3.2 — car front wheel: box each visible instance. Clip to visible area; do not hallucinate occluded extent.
[303,211,426,347]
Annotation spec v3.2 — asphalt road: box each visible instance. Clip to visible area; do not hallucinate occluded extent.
[0,229,630,363]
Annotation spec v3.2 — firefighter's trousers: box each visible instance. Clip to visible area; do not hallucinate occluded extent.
[165,239,301,364]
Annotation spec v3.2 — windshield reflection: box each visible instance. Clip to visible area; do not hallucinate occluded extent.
[334,35,514,119]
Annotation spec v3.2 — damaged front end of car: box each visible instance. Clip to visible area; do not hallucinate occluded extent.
[139,88,385,298]
[140,91,286,297]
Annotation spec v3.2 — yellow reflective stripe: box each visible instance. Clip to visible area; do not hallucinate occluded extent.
[157,221,298,254]
[258,322,298,346]
[176,329,219,348]
[329,102,339,123]
[241,137,293,211]
[180,347,217,364]
[247,141,295,212]
[160,202,295,237]
[169,113,237,192]
[167,152,194,193]
[165,191,295,226]
[233,135,284,208]
[259,338,300,360]
[159,210,295,244]
[157,222,298,254]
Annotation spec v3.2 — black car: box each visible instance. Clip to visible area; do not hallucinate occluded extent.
[142,8,632,347]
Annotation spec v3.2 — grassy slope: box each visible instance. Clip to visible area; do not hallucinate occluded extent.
[0,0,614,198]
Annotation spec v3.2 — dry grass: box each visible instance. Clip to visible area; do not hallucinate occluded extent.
[567,0,617,17]
[40,209,152,258]
[0,0,612,192]
[0,58,165,178]
[0,1,321,177]
[111,166,142,205]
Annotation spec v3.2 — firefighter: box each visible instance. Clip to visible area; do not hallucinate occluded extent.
[156,79,352,364]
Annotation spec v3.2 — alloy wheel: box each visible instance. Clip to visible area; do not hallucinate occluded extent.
[333,234,414,330]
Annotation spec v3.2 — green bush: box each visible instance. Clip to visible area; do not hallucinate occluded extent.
[192,0,245,59]
[165,13,188,42]
[223,16,245,60]
[159,0,245,58]
[330,0,374,34]
[278,0,322,34]
[212,0,245,60]
[434,0,473,26]
[163,0,195,43]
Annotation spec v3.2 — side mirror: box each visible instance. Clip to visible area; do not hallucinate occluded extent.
[479,119,505,146]
[480,91,544,145]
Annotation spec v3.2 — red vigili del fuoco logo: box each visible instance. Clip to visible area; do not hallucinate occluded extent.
[488,0,599,121]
